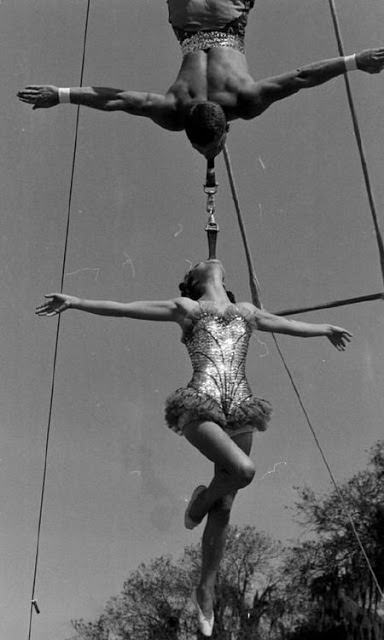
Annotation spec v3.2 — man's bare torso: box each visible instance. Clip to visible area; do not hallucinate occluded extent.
[166,48,257,125]
[164,0,258,126]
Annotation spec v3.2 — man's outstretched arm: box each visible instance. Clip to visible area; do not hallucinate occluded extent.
[17,85,182,130]
[241,48,384,117]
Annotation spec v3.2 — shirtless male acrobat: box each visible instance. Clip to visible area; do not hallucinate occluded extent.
[18,1,384,159]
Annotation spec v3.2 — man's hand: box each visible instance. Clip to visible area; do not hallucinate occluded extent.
[356,48,384,74]
[17,85,59,109]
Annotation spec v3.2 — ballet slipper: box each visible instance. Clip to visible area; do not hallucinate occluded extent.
[184,485,206,530]
[191,588,214,637]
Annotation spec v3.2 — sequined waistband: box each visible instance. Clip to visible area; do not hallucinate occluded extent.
[180,31,245,56]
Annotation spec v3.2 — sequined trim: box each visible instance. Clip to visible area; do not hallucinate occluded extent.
[181,31,245,55]
[171,0,255,46]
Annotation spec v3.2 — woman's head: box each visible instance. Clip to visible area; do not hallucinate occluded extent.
[179,259,235,302]
[184,102,228,159]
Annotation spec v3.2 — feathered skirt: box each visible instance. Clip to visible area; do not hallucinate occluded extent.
[165,385,272,437]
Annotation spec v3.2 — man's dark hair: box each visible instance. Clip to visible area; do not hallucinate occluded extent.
[184,101,227,146]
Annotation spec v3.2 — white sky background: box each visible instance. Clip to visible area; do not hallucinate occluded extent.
[1,0,384,638]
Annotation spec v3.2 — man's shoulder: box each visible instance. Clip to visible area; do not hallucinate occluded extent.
[149,91,185,131]
[236,81,267,119]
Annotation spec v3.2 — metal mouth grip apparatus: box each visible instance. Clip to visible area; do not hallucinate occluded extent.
[204,159,219,259]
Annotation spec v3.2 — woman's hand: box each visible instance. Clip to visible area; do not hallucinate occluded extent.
[36,293,77,317]
[326,325,353,351]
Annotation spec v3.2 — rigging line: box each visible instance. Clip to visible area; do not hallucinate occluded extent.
[275,291,384,317]
[222,144,384,601]
[272,334,384,601]
[27,2,92,639]
[223,146,262,309]
[327,0,384,288]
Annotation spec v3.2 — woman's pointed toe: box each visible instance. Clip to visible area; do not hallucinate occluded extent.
[192,588,214,637]
[184,485,206,529]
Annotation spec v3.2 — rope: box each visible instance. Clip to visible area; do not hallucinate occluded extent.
[223,146,262,308]
[275,291,384,317]
[273,336,384,600]
[327,0,384,288]
[222,144,384,601]
[27,2,92,638]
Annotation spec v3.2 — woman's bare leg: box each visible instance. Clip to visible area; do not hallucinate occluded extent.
[183,420,255,521]
[183,422,253,617]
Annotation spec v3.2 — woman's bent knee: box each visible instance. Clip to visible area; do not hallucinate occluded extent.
[218,458,255,488]
[237,460,255,487]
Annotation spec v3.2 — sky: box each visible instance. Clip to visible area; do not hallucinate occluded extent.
[1,0,384,639]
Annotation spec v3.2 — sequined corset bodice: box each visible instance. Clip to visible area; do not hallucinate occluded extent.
[165,301,272,434]
[182,302,252,417]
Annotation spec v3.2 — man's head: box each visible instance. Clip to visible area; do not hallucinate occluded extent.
[184,101,228,159]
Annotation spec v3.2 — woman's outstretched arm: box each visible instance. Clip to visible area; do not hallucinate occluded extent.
[251,306,352,351]
[36,293,187,322]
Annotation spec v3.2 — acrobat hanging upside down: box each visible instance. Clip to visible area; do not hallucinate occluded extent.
[18,0,384,159]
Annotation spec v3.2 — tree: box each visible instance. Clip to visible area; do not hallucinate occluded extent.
[212,526,282,638]
[70,527,283,640]
[72,555,193,640]
[280,441,384,639]
[69,442,384,640]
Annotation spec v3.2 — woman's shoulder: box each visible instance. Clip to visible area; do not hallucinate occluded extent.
[235,301,258,316]
[235,301,266,328]
[236,301,256,312]
[173,296,199,313]
[172,297,200,324]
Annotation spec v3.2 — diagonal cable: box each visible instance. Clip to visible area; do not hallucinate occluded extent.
[327,0,384,287]
[222,147,262,308]
[223,143,383,601]
[27,2,92,638]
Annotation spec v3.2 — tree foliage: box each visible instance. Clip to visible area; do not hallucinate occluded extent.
[283,440,384,639]
[70,441,384,640]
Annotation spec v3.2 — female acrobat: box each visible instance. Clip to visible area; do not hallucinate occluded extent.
[36,259,351,636]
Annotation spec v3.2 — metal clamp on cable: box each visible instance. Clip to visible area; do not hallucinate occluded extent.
[204,160,219,259]
[31,600,40,614]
